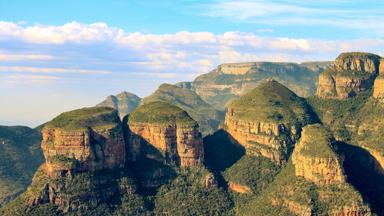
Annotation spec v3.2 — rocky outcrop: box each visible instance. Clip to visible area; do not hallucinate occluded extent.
[373,74,384,100]
[41,107,125,177]
[219,63,253,75]
[97,91,141,119]
[127,102,204,167]
[317,52,381,99]
[224,80,315,164]
[228,182,251,194]
[292,124,345,185]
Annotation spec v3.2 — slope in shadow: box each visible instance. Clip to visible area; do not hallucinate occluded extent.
[334,141,384,215]
[203,129,245,172]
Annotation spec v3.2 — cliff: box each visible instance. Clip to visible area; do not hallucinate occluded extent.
[373,74,384,100]
[224,80,316,164]
[42,107,126,177]
[184,61,328,110]
[141,83,224,136]
[127,102,204,167]
[317,52,381,99]
[292,124,345,185]
[97,91,141,119]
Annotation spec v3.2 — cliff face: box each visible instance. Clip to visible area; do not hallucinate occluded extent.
[96,91,141,119]
[41,126,125,177]
[317,52,381,99]
[185,61,329,110]
[373,74,384,100]
[127,102,204,167]
[224,80,316,164]
[292,124,345,185]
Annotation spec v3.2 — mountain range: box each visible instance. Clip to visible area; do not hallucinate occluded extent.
[0,52,383,216]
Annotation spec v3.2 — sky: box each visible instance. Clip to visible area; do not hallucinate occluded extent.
[0,0,384,127]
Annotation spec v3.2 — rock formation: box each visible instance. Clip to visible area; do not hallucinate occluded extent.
[178,61,330,110]
[373,74,384,100]
[127,101,204,167]
[292,124,345,185]
[97,91,141,119]
[317,52,381,99]
[141,83,223,136]
[41,107,126,177]
[224,80,316,164]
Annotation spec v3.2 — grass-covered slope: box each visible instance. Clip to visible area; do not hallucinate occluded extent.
[141,83,224,135]
[129,101,197,126]
[0,126,44,206]
[228,79,316,125]
[96,91,141,119]
[44,107,120,130]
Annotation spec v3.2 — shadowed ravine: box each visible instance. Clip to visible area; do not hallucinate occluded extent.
[334,142,384,215]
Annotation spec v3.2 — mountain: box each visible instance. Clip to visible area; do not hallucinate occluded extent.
[0,126,44,206]
[2,52,384,216]
[177,61,331,110]
[224,79,317,164]
[141,83,224,135]
[96,91,141,119]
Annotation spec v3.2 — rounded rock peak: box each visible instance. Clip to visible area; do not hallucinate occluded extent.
[44,106,120,130]
[334,52,381,74]
[128,101,197,125]
[227,79,314,124]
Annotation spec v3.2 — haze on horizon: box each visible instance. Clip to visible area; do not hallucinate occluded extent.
[0,0,383,127]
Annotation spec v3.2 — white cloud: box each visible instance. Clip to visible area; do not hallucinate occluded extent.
[0,66,112,74]
[0,52,54,61]
[5,74,59,84]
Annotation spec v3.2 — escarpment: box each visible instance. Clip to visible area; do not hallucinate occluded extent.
[292,124,345,185]
[317,52,382,99]
[224,80,316,164]
[127,101,204,167]
[184,61,329,110]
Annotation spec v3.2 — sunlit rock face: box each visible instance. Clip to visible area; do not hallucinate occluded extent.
[317,52,381,99]
[127,101,204,167]
[224,80,316,164]
[292,124,345,185]
[41,107,126,177]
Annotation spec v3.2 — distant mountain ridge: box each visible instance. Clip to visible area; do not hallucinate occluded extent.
[96,91,141,119]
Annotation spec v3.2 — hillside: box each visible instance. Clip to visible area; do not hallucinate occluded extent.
[141,83,224,135]
[96,91,141,119]
[177,61,330,110]
[0,126,44,206]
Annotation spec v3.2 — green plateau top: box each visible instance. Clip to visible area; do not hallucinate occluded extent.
[297,124,337,159]
[228,79,315,124]
[128,101,197,126]
[44,107,120,130]
[336,52,381,61]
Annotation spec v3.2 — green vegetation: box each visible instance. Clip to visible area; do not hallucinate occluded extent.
[129,101,197,126]
[228,80,317,125]
[45,107,120,130]
[223,155,280,194]
[141,83,224,135]
[154,167,233,216]
[0,126,44,206]
[297,124,337,158]
[49,155,80,168]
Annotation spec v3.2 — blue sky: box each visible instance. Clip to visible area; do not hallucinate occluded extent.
[0,0,383,126]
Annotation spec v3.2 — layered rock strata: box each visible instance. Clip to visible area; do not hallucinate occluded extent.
[317,52,381,99]
[41,107,125,177]
[292,124,345,185]
[224,80,315,164]
[127,102,204,167]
